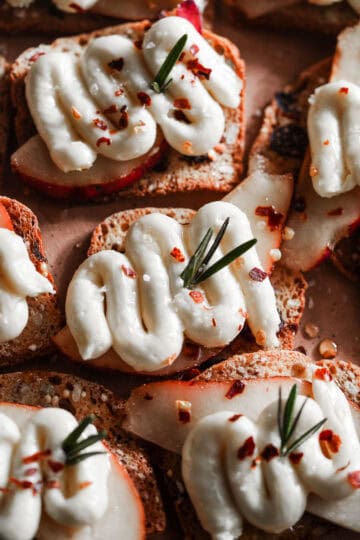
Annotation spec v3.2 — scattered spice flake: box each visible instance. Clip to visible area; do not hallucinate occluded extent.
[260,444,279,462]
[174,97,191,110]
[187,58,212,80]
[255,205,283,230]
[310,165,319,177]
[137,92,152,106]
[212,317,217,327]
[93,118,108,131]
[229,414,242,422]
[289,452,304,465]
[29,51,45,63]
[249,267,268,282]
[251,457,260,469]
[339,87,349,95]
[190,43,200,56]
[189,290,204,304]
[239,307,248,318]
[96,137,111,147]
[108,58,124,71]
[24,468,38,477]
[134,39,143,50]
[71,106,82,120]
[46,480,60,489]
[144,393,153,401]
[79,481,93,490]
[328,207,344,217]
[176,400,192,424]
[104,104,118,114]
[237,436,256,460]
[319,430,342,456]
[170,247,185,262]
[174,110,191,124]
[183,140,193,153]
[114,88,124,97]
[225,380,245,399]
[323,139,330,146]
[121,265,137,279]
[348,471,360,488]
[48,460,65,473]
[118,106,129,130]
[314,367,333,382]
[336,460,350,473]
[9,478,33,490]
[23,449,51,464]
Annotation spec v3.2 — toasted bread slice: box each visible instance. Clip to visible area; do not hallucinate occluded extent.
[152,351,360,539]
[54,206,306,376]
[221,0,357,35]
[10,19,244,200]
[0,197,62,367]
[0,369,165,534]
[0,56,10,183]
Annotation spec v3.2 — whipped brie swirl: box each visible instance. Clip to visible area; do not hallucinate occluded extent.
[182,368,360,538]
[25,16,241,173]
[0,407,109,540]
[66,201,280,372]
[0,228,54,343]
[308,80,360,198]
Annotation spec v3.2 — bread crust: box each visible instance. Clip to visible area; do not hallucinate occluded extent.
[0,197,62,367]
[0,369,166,534]
[10,19,245,200]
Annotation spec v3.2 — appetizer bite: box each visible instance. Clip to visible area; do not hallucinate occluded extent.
[0,197,61,366]
[125,351,360,538]
[54,172,307,375]
[10,9,244,199]
[247,21,360,274]
[0,370,166,538]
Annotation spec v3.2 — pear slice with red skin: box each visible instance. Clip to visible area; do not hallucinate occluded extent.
[282,153,360,272]
[0,202,14,231]
[11,134,167,200]
[0,402,145,540]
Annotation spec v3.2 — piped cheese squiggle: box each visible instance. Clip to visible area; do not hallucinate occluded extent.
[66,201,280,372]
[0,407,109,540]
[182,369,360,538]
[0,229,54,343]
[25,16,242,172]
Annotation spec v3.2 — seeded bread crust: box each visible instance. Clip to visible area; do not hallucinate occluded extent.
[9,19,245,200]
[0,197,62,367]
[221,0,357,35]
[154,352,360,539]
[0,369,166,534]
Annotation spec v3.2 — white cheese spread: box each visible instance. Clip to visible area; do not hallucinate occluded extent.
[66,201,281,372]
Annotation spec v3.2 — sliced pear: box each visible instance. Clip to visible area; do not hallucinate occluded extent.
[0,403,145,540]
[224,171,294,273]
[11,134,166,200]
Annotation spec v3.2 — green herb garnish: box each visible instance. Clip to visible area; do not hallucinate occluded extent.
[180,217,257,289]
[278,384,327,457]
[151,34,188,93]
[62,414,107,466]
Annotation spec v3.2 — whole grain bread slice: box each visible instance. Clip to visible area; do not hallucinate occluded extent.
[9,19,245,200]
[54,206,306,375]
[153,351,360,539]
[221,0,357,35]
[0,197,62,367]
[0,369,166,534]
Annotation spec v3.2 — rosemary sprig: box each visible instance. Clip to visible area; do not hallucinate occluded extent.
[180,217,257,289]
[62,414,107,466]
[278,384,327,457]
[151,34,188,93]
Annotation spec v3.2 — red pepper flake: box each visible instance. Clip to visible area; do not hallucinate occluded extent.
[121,265,137,278]
[314,367,333,382]
[9,478,33,490]
[225,380,245,399]
[212,317,217,327]
[79,481,93,490]
[323,139,330,146]
[24,468,38,477]
[170,247,185,262]
[260,444,279,462]
[179,51,186,62]
[189,290,204,304]
[144,393,153,401]
[137,91,152,106]
[190,43,200,56]
[251,457,260,469]
[134,39,143,50]
[104,104,118,114]
[118,105,129,130]
[239,307,248,318]
[174,98,191,110]
[29,51,45,63]
[46,480,60,489]
[237,436,256,460]
[339,87,349,95]
[71,106,82,120]
[48,460,65,473]
[328,207,344,217]
[93,118,108,131]
[96,137,111,147]
[114,89,124,97]
[69,2,85,12]
[319,430,342,457]
[228,413,242,422]
[174,110,190,124]
[289,452,304,465]
[186,59,212,80]
[348,471,360,488]
[108,58,124,71]
[0,487,9,493]
[255,205,284,230]
[23,449,51,464]
[249,267,268,282]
